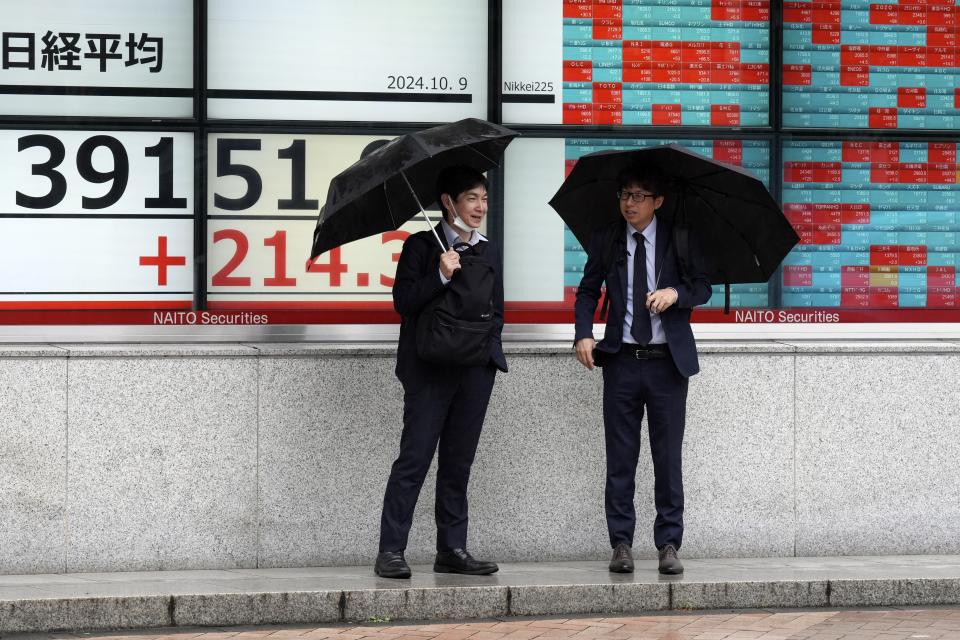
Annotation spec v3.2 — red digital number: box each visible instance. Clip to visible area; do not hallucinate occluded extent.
[379,230,410,287]
[306,247,348,286]
[211,229,251,286]
[263,230,297,286]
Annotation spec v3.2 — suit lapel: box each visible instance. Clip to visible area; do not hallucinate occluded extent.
[609,224,626,304]
[616,255,627,303]
[654,215,670,286]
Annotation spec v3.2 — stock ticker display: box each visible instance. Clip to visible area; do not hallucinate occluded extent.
[782,140,960,311]
[562,0,770,126]
[783,0,960,129]
[563,138,773,309]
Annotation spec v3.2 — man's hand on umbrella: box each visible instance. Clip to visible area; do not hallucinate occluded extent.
[439,250,461,280]
[575,338,596,370]
[646,288,678,314]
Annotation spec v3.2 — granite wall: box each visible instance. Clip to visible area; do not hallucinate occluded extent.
[1,341,958,574]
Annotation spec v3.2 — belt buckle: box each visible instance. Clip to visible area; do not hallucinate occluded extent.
[634,345,663,359]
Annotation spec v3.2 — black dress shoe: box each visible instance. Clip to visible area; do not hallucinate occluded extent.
[609,542,634,573]
[433,548,498,575]
[658,544,684,575]
[375,551,411,579]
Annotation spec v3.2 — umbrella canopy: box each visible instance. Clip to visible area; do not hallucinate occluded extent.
[311,118,519,258]
[548,144,799,285]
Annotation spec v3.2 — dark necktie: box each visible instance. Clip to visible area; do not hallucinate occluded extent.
[631,231,652,345]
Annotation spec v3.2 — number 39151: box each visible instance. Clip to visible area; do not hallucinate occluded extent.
[16,134,186,209]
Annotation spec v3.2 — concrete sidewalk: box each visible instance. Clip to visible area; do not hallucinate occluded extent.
[3,556,960,633]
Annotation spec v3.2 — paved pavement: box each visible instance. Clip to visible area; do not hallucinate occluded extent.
[3,557,960,633]
[5,609,960,640]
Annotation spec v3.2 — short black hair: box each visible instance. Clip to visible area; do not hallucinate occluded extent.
[436,165,488,221]
[616,161,665,196]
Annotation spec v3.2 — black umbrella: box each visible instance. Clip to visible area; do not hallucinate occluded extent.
[548,144,799,309]
[311,118,519,258]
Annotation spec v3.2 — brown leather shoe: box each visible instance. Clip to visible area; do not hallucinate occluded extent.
[609,542,634,573]
[658,544,684,575]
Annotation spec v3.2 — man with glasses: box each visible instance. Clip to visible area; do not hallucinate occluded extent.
[573,161,711,575]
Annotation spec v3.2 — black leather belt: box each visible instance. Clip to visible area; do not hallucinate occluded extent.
[618,343,669,359]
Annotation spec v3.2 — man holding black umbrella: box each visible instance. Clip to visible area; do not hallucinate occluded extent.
[375,165,507,579]
[308,118,517,579]
[573,161,711,575]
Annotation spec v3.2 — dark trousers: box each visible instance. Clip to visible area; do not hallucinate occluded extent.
[602,350,688,550]
[379,364,496,553]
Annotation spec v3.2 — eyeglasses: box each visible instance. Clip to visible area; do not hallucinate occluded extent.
[617,190,657,204]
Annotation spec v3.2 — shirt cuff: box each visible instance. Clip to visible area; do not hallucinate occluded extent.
[439,268,451,285]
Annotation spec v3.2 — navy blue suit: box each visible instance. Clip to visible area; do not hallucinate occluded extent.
[574,216,711,550]
[379,225,506,553]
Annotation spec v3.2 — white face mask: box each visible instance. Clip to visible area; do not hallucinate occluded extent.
[447,200,473,233]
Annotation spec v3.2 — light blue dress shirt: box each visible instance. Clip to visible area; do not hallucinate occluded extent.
[622,218,667,345]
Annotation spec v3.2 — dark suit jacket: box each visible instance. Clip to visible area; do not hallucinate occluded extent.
[393,224,507,389]
[574,217,711,378]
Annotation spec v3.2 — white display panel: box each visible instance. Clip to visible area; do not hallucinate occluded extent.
[0,129,194,308]
[206,0,487,122]
[503,138,568,302]
[206,133,463,308]
[0,0,193,118]
[0,219,192,300]
[502,0,565,124]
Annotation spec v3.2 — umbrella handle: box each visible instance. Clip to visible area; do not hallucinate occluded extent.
[400,170,446,251]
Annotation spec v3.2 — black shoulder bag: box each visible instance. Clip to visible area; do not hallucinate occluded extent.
[416,243,496,367]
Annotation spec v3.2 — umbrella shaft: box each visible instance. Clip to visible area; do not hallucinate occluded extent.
[400,170,445,250]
